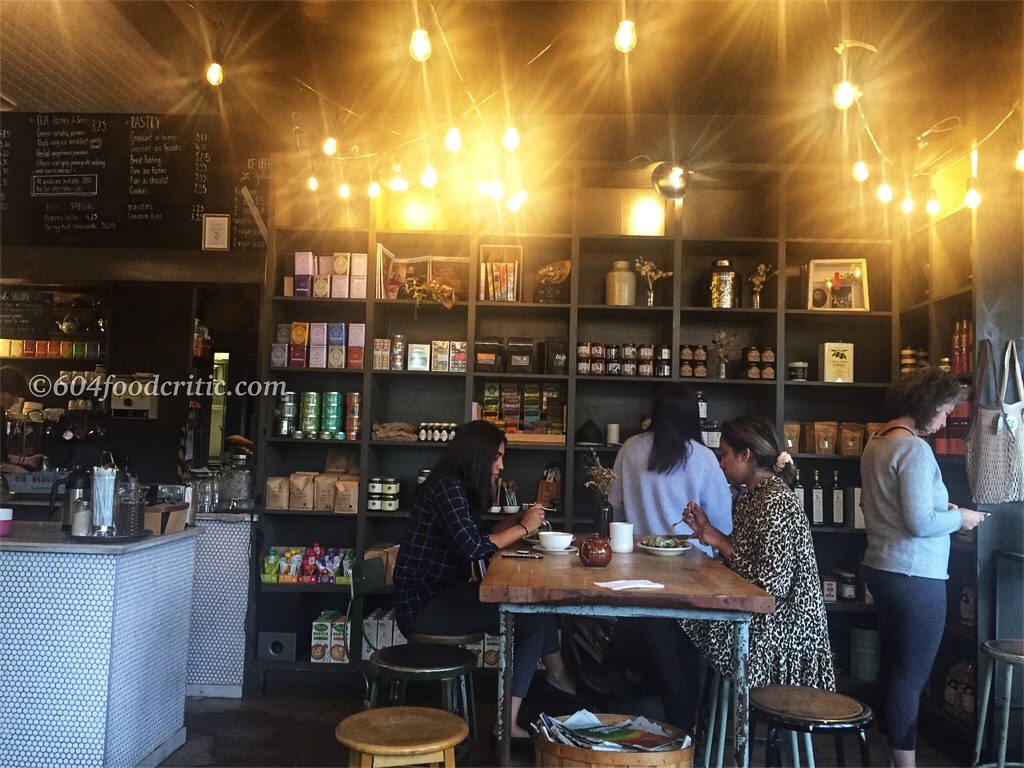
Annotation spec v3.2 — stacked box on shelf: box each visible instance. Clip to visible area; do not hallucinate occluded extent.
[288,251,368,299]
[500,383,521,433]
[271,321,365,370]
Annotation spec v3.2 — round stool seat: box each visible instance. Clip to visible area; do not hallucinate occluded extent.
[751,686,871,727]
[982,640,1024,664]
[336,706,468,756]
[407,630,485,646]
[371,643,477,678]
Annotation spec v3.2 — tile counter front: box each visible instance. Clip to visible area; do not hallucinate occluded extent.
[0,522,200,767]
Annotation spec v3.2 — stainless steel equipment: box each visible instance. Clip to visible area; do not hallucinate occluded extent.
[48,467,90,529]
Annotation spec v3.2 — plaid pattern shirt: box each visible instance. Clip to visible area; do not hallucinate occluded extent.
[393,475,498,634]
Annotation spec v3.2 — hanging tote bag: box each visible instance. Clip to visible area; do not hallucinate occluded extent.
[965,339,1024,504]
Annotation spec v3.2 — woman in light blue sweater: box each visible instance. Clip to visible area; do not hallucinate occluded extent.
[861,368,986,768]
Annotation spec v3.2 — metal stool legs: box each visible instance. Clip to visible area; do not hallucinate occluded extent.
[700,669,731,768]
[973,648,1022,768]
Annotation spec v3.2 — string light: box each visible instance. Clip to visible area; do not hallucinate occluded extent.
[900,190,914,214]
[502,127,521,152]
[507,190,528,213]
[367,180,381,198]
[926,190,940,217]
[205,62,224,86]
[307,175,318,192]
[852,161,869,183]
[614,20,637,53]
[339,183,351,199]
[964,178,980,209]
[1016,149,1024,172]
[444,127,462,153]
[420,165,438,188]
[322,137,338,157]
[409,29,431,62]
[386,164,410,192]
[832,81,860,111]
[876,182,894,204]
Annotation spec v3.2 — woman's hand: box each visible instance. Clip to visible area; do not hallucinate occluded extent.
[519,503,546,534]
[958,508,987,531]
[681,501,726,549]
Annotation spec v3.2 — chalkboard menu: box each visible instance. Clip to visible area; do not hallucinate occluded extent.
[0,113,269,251]
[0,290,55,339]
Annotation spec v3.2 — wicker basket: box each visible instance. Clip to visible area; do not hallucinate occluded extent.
[533,713,693,768]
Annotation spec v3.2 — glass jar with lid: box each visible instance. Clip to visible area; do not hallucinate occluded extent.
[217,451,253,509]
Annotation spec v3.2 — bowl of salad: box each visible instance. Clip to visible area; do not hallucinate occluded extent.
[637,536,692,556]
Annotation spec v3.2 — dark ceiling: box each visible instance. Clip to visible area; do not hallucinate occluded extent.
[2,1,1021,161]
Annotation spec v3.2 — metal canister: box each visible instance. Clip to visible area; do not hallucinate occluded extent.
[576,341,591,359]
[710,259,739,308]
[274,417,294,436]
[589,358,606,375]
[656,360,671,377]
[638,344,655,361]
[590,342,605,361]
[622,360,637,377]
[390,334,406,370]
[577,358,591,375]
[638,360,654,377]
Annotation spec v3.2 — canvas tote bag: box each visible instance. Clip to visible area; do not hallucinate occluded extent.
[965,339,1024,504]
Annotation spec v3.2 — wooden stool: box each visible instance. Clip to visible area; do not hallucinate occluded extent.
[973,640,1024,768]
[406,630,484,647]
[336,706,469,767]
[750,685,874,768]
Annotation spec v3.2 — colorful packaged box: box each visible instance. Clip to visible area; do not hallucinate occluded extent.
[309,323,328,347]
[288,344,307,368]
[327,347,346,369]
[312,275,331,298]
[294,275,312,297]
[349,276,367,299]
[317,255,335,276]
[347,323,365,369]
[431,341,451,372]
[295,251,316,276]
[331,275,350,298]
[328,323,347,346]
[22,340,36,358]
[282,276,294,297]
[308,346,327,369]
[311,615,331,663]
[449,341,468,373]
[350,253,368,277]
[270,343,288,368]
[329,616,349,663]
[291,322,310,346]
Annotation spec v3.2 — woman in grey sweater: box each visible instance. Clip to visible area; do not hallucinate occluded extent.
[861,368,986,768]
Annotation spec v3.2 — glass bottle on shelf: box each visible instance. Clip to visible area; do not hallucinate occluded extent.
[811,470,824,527]
[794,470,807,516]
[832,469,845,527]
[696,391,707,420]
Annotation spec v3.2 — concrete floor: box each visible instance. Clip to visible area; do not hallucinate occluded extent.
[162,673,964,768]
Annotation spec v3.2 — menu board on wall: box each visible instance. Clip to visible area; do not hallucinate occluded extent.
[0,113,268,251]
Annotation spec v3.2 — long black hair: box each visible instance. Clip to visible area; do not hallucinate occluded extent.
[418,420,506,512]
[647,383,704,474]
[720,415,798,488]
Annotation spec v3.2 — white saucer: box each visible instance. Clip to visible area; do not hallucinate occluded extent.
[534,544,578,555]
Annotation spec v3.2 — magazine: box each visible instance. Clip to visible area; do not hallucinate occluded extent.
[535,710,690,752]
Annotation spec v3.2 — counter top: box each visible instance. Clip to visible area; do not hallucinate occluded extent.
[196,512,252,524]
[0,521,201,555]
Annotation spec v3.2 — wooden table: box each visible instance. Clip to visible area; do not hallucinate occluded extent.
[479,543,775,767]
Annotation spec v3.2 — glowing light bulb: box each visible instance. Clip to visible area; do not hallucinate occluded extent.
[409,29,431,62]
[853,266,863,280]
[367,181,381,198]
[339,183,351,199]
[322,137,338,156]
[507,190,528,213]
[852,161,869,183]
[206,62,224,86]
[900,193,914,214]
[502,127,521,152]
[964,179,980,209]
[488,179,505,201]
[478,180,491,197]
[876,183,894,204]
[420,165,438,188]
[444,127,462,153]
[1016,149,1024,172]
[387,164,410,192]
[614,20,637,53]
[307,176,319,192]
[926,193,940,217]
[832,81,860,111]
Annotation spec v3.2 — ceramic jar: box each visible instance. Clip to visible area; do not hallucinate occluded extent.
[605,260,636,306]
[578,534,613,567]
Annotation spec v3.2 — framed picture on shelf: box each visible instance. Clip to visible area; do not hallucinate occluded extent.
[479,244,523,302]
[428,256,471,301]
[806,259,870,311]
[201,214,230,251]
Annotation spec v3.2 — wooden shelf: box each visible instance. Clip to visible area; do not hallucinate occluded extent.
[265,437,361,445]
[679,307,777,316]
[272,296,366,305]
[472,372,569,381]
[577,304,674,313]
[269,366,363,374]
[262,508,357,517]
[369,369,465,377]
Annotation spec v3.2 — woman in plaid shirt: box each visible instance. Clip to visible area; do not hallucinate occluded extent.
[394,420,576,738]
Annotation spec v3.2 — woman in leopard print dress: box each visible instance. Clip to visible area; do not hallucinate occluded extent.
[681,416,835,690]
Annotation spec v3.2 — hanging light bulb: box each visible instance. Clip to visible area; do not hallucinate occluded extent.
[322,137,338,157]
[420,165,438,189]
[900,191,914,214]
[409,29,431,62]
[206,62,224,86]
[307,175,319,192]
[852,161,869,183]
[1015,148,1024,172]
[488,179,505,201]
[339,183,351,199]
[507,190,528,213]
[502,126,521,152]
[832,81,860,111]
[876,182,894,204]
[614,19,637,53]
[444,127,462,153]
[367,180,381,198]
[926,191,940,217]
[964,178,981,209]
[387,164,410,192]
[651,162,689,200]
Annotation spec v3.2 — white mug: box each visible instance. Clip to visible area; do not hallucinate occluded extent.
[606,423,621,445]
[609,521,633,553]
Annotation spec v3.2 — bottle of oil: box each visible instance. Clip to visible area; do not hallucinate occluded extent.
[811,470,824,526]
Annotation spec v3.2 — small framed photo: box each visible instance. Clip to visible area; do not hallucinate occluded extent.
[202,214,230,251]
[807,259,869,311]
[407,343,431,372]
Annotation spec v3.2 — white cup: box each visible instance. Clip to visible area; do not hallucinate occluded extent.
[609,521,633,553]
[607,423,620,445]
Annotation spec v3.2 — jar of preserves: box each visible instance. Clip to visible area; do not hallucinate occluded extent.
[621,360,637,377]
[367,494,383,510]
[680,361,694,378]
[381,497,399,512]
[693,361,708,378]
[656,344,671,360]
[605,344,621,362]
[693,345,708,362]
[591,342,606,360]
[743,347,761,364]
[761,346,776,364]
[679,344,694,361]
[655,360,671,377]
[760,362,776,380]
[607,360,622,376]
[589,358,606,375]
[576,341,591,359]
[382,478,399,495]
[638,360,654,377]
[622,343,638,360]
[638,344,655,361]
[577,358,591,375]
[746,362,761,379]
[368,477,383,494]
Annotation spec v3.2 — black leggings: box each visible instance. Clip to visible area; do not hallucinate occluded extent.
[864,566,946,751]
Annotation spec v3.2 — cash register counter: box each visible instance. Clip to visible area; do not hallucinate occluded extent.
[0,522,200,767]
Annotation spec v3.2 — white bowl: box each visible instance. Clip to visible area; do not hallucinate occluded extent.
[489,506,503,515]
[502,505,520,515]
[538,531,573,551]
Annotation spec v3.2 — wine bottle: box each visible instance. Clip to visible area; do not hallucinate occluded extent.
[811,470,824,526]
[793,470,807,518]
[696,390,708,420]
[832,469,845,526]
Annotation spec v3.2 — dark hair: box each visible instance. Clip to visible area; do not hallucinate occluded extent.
[885,367,966,429]
[420,420,506,512]
[0,366,29,398]
[647,383,704,474]
[720,415,798,487]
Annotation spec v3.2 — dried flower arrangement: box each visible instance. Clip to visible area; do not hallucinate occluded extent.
[749,263,778,293]
[401,278,456,310]
[711,330,739,364]
[583,448,617,498]
[634,257,673,291]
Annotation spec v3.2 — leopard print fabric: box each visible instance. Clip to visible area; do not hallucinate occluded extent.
[680,475,836,690]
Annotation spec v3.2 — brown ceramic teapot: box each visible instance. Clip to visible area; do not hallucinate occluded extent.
[578,533,613,567]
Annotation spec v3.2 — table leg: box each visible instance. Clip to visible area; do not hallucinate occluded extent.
[498,609,514,766]
[732,619,751,768]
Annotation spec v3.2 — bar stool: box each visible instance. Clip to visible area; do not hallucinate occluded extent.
[972,640,1024,768]
[336,705,468,767]
[695,667,731,768]
[750,685,874,768]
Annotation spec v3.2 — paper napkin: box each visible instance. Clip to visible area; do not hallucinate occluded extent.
[594,579,665,590]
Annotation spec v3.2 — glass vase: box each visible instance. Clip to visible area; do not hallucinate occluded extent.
[718,361,727,379]
[645,287,655,307]
[752,290,762,309]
